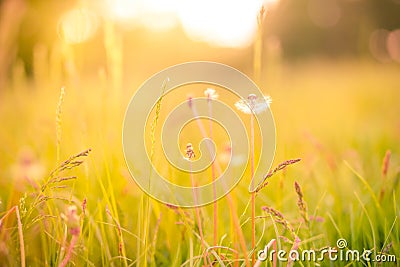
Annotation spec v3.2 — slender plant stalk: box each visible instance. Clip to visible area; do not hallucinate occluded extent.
[250,112,256,264]
[105,205,127,266]
[189,159,208,265]
[234,240,239,267]
[15,206,25,267]
[208,97,218,247]
[56,86,65,164]
[227,194,250,267]
[251,7,264,263]
[379,150,391,201]
[59,234,78,267]
[253,239,276,267]
[143,79,167,267]
[0,206,25,267]
[137,195,143,267]
[189,101,250,266]
[253,6,265,87]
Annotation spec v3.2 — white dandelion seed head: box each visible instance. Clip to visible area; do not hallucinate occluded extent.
[204,88,219,100]
[235,94,272,115]
[264,95,272,105]
[234,99,252,114]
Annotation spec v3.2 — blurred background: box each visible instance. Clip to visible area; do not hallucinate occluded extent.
[1,0,400,89]
[0,0,399,265]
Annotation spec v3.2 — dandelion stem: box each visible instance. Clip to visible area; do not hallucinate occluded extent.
[250,112,256,264]
[208,97,218,247]
[189,160,208,265]
[189,100,250,267]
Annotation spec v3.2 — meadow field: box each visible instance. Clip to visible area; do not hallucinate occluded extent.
[0,0,400,266]
[0,56,399,266]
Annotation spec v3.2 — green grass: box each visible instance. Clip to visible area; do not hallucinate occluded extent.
[0,59,399,266]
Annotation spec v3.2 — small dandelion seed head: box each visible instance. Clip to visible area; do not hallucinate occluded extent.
[235,94,272,115]
[204,88,219,100]
[234,99,252,114]
[264,95,272,106]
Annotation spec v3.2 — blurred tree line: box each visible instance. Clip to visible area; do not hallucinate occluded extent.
[0,0,399,84]
[266,0,400,58]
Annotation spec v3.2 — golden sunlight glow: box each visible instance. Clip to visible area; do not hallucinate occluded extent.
[109,0,139,20]
[177,0,265,47]
[105,0,277,47]
[107,0,179,30]
[58,8,99,44]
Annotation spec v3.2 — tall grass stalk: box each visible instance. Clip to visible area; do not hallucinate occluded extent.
[0,205,25,267]
[59,206,80,267]
[250,110,256,265]
[105,205,127,266]
[253,239,276,267]
[143,79,168,266]
[56,87,65,163]
[252,7,265,263]
[379,150,391,201]
[58,234,78,267]
[15,206,25,267]
[253,6,265,87]
[186,144,208,265]
[189,99,250,266]
[206,91,218,247]
[93,149,127,266]
[344,161,380,208]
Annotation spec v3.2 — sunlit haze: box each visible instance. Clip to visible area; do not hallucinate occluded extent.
[103,0,279,47]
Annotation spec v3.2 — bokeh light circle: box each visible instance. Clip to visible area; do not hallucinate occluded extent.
[58,8,99,44]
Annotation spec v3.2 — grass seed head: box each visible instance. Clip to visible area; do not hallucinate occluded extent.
[294,181,309,225]
[185,143,195,160]
[262,206,297,238]
[256,158,301,193]
[382,150,391,178]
